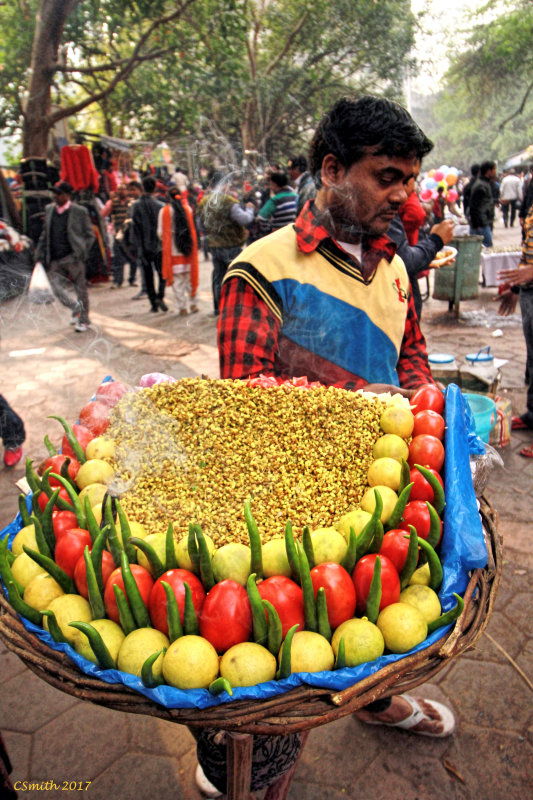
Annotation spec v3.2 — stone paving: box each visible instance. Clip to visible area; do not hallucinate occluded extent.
[0,217,531,799]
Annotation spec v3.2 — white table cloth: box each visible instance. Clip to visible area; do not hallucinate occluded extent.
[480,251,520,287]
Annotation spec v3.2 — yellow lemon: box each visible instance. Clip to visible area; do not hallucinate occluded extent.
[74,619,125,667]
[311,528,347,564]
[212,543,251,586]
[281,631,335,674]
[78,482,109,508]
[336,509,372,542]
[11,524,37,556]
[220,642,277,687]
[162,635,219,689]
[377,602,427,654]
[43,594,92,647]
[367,457,402,492]
[372,433,409,462]
[360,485,399,524]
[379,405,414,439]
[331,617,385,667]
[408,563,432,586]
[75,459,115,490]
[262,538,292,578]
[85,436,116,461]
[399,585,441,624]
[136,533,180,575]
[11,552,46,589]
[117,628,169,679]
[23,574,64,612]
[175,532,215,573]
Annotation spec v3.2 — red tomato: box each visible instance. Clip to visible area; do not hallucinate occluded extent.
[104,564,154,624]
[309,563,356,630]
[54,528,92,578]
[37,486,73,513]
[95,381,130,408]
[61,424,96,459]
[149,568,206,635]
[199,580,252,653]
[43,454,81,486]
[409,467,444,504]
[78,401,110,436]
[52,510,79,540]
[257,576,305,639]
[352,554,400,615]
[408,434,445,472]
[380,529,418,573]
[399,501,442,544]
[73,549,115,599]
[412,409,445,441]
[410,384,445,415]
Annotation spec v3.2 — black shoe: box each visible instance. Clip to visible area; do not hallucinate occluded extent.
[132,290,147,300]
[149,306,159,313]
[157,299,168,312]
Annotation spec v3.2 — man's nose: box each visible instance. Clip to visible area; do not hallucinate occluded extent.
[390,184,408,205]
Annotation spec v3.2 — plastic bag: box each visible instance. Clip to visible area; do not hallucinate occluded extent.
[28,261,55,304]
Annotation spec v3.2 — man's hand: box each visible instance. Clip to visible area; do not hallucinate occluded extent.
[494,288,519,316]
[497,265,533,285]
[430,219,455,245]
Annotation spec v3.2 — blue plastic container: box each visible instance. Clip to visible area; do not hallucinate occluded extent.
[462,393,497,443]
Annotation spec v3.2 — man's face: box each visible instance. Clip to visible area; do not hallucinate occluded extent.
[54,191,69,206]
[127,186,141,200]
[318,150,417,238]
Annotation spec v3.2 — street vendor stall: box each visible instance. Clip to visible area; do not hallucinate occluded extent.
[480,248,521,287]
[0,378,501,799]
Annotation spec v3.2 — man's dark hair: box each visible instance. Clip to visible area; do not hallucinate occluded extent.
[269,171,290,189]
[308,95,433,184]
[288,155,307,173]
[470,164,480,177]
[480,160,496,177]
[142,175,156,193]
[128,180,142,191]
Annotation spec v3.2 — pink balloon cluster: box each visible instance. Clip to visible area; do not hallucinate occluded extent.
[420,165,460,204]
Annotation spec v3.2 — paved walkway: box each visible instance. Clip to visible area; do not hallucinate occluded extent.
[0,218,531,799]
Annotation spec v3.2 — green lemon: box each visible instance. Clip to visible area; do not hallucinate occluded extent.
[336,509,372,542]
[162,635,219,689]
[23,574,64,612]
[117,628,170,678]
[280,630,335,674]
[43,594,93,647]
[331,617,385,667]
[399,585,441,624]
[372,434,409,463]
[11,524,37,556]
[220,642,277,687]
[311,528,347,565]
[377,602,428,654]
[262,538,292,578]
[212,543,251,586]
[74,619,125,667]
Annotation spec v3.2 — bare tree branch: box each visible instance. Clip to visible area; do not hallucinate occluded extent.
[498,80,533,129]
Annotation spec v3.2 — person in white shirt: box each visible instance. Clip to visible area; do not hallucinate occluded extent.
[499,168,523,228]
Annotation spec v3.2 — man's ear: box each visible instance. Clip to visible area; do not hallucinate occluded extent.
[321,154,345,188]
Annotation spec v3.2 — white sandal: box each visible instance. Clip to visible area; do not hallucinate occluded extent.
[195,763,223,798]
[363,695,456,738]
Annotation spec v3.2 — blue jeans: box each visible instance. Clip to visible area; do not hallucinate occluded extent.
[470,225,492,247]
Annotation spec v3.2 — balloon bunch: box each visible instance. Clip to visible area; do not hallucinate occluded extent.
[419,166,460,205]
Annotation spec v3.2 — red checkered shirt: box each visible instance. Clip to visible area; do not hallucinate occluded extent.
[218,202,435,390]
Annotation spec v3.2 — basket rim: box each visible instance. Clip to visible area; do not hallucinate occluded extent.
[0,496,501,735]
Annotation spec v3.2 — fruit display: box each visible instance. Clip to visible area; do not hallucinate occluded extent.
[0,376,487,708]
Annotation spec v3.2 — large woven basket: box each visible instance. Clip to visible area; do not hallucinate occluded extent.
[0,496,501,736]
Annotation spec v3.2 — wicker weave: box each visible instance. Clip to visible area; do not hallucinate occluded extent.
[0,497,501,736]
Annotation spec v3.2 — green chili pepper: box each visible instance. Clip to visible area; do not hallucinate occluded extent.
[69,621,116,669]
[41,469,72,512]
[60,457,77,489]
[120,551,151,628]
[115,499,136,564]
[340,526,357,574]
[129,537,165,580]
[316,587,331,642]
[335,636,346,670]
[0,537,42,624]
[277,623,299,680]
[18,494,32,529]
[83,546,106,619]
[49,472,86,527]
[47,415,87,463]
[246,573,268,646]
[415,464,446,516]
[84,496,102,545]
[399,525,419,590]
[365,556,382,624]
[42,610,69,644]
[193,524,215,591]
[398,458,412,495]
[6,549,15,568]
[113,584,136,635]
[386,482,414,531]
[356,491,383,557]
[22,545,76,594]
[298,545,317,632]
[31,512,53,560]
[427,593,464,634]
[262,599,283,656]
[209,677,233,696]
[161,580,183,642]
[105,498,123,567]
[141,648,166,687]
[284,520,300,582]
[183,582,199,635]
[31,490,43,521]
[426,502,442,549]
[187,523,200,575]
[302,526,315,569]
[25,457,42,494]
[44,435,58,457]
[90,527,110,595]
[41,492,58,555]
[244,498,263,580]
[165,522,178,569]
[368,520,384,555]
[415,537,443,592]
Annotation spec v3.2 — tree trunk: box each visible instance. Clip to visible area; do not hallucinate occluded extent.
[23,0,78,157]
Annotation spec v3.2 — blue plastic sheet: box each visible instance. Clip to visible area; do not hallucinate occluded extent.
[1,383,488,710]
